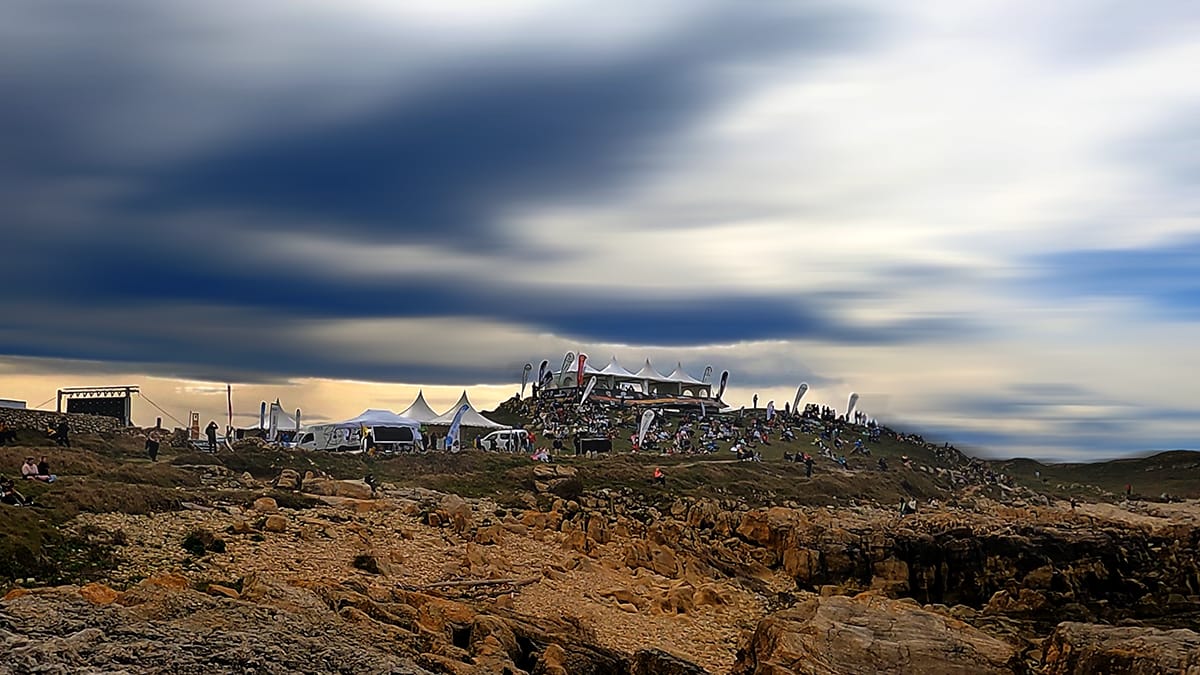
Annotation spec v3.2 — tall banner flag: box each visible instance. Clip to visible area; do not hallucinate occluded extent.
[226,384,233,433]
[700,401,706,418]
[259,401,267,431]
[576,353,588,387]
[792,383,809,413]
[520,363,532,398]
[717,370,730,401]
[295,409,301,432]
[753,394,758,409]
[702,366,713,383]
[579,376,597,408]
[846,392,860,420]
[445,404,470,452]
[537,359,550,386]
[637,410,655,448]
[559,352,575,378]
[766,401,776,421]
[540,369,554,389]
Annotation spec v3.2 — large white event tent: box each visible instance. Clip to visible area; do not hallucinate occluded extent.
[429,391,507,429]
[550,356,714,398]
[398,390,440,423]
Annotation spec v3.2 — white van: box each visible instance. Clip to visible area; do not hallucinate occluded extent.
[480,429,526,453]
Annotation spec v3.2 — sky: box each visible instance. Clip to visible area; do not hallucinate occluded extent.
[2,1,1198,460]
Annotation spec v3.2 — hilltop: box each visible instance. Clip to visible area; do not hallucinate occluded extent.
[1,409,1198,674]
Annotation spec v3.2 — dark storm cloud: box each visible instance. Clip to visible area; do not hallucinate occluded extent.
[0,0,909,380]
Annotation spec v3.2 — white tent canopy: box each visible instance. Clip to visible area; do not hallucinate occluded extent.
[295,409,421,452]
[265,400,299,441]
[399,390,440,423]
[430,391,507,428]
[344,409,422,428]
[634,359,668,381]
[666,362,704,385]
[596,356,635,377]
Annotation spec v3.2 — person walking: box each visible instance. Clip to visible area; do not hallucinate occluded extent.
[54,420,70,448]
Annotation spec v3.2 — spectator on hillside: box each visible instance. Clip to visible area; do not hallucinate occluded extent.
[1,476,32,506]
[21,457,39,480]
[53,420,70,448]
[205,421,218,452]
[36,456,56,483]
[0,421,14,445]
[145,433,161,462]
[653,467,665,485]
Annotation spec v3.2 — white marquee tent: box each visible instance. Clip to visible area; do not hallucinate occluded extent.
[429,391,507,429]
[399,390,440,423]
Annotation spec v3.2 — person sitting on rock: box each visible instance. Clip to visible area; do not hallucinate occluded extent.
[653,467,665,485]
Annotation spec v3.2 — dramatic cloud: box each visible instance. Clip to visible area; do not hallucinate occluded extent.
[2,0,1199,458]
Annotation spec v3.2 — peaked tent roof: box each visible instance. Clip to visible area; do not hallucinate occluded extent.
[633,359,668,381]
[596,356,635,377]
[399,390,440,423]
[344,409,421,428]
[666,362,704,385]
[430,391,507,428]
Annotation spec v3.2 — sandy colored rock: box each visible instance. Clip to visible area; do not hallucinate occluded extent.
[1041,621,1200,675]
[264,514,288,532]
[732,592,1019,674]
[305,478,374,500]
[79,583,120,605]
[205,584,241,600]
[252,497,278,513]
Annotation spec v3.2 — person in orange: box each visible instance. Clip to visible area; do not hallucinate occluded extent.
[653,467,665,485]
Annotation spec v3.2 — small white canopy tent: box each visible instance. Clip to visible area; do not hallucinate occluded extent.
[296,409,421,452]
[430,391,507,428]
[399,390,440,423]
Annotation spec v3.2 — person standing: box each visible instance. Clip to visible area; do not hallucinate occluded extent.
[205,421,218,452]
[145,433,160,462]
[55,420,70,448]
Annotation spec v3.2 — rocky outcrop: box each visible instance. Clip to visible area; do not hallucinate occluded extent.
[1040,622,1200,674]
[731,592,1022,675]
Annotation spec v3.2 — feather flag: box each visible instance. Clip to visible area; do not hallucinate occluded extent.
[445,404,470,452]
[702,366,713,383]
[579,376,597,409]
[846,392,860,420]
[537,359,549,386]
[637,410,655,448]
[576,353,587,387]
[792,383,809,413]
[717,370,729,401]
[520,363,532,398]
[766,400,776,421]
[559,352,575,378]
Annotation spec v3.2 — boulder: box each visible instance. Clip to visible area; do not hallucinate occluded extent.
[252,497,278,513]
[304,478,373,500]
[275,468,301,490]
[731,592,1019,674]
[1040,621,1200,675]
[205,584,241,600]
[439,494,473,533]
[264,515,288,533]
[78,583,120,606]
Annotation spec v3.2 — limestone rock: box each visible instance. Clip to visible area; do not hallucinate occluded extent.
[206,584,241,600]
[1040,621,1200,675]
[264,514,288,533]
[731,592,1019,674]
[252,496,278,513]
[275,468,301,490]
[304,478,373,500]
[78,583,120,606]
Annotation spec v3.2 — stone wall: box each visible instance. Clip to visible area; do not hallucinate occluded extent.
[0,407,123,435]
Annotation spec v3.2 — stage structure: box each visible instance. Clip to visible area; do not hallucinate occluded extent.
[57,386,139,426]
